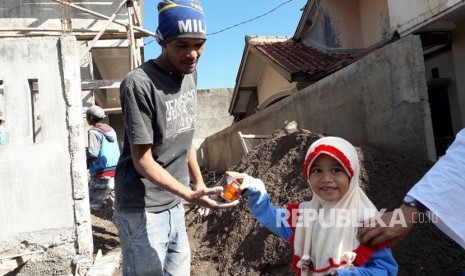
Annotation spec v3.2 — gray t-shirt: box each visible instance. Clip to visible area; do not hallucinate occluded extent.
[115,60,197,213]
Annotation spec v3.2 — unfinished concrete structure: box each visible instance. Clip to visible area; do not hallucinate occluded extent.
[0,0,147,274]
[0,35,91,275]
[0,1,238,273]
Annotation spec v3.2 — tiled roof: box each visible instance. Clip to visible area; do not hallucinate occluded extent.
[250,38,362,83]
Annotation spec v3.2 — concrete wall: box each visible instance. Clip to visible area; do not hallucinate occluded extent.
[388,0,465,35]
[81,88,234,169]
[195,88,234,166]
[257,66,295,109]
[108,113,125,149]
[0,37,92,273]
[201,35,435,171]
[451,19,465,129]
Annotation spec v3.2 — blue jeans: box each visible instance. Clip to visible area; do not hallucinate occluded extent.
[113,204,190,276]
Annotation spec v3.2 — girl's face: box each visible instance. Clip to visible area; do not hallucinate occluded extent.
[308,154,350,202]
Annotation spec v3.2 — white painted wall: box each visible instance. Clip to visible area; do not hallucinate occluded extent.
[306,0,364,49]
[359,0,390,46]
[257,66,295,108]
[304,0,390,50]
[388,0,464,34]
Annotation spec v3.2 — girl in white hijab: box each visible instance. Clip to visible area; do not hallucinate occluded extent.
[230,136,398,276]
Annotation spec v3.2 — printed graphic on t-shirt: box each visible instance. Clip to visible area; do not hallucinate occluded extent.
[165,88,196,138]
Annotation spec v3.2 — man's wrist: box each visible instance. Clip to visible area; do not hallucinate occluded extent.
[400,203,420,223]
[402,195,427,213]
[193,182,206,191]
[183,189,198,203]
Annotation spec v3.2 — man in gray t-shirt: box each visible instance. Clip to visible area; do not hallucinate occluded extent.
[114,1,236,275]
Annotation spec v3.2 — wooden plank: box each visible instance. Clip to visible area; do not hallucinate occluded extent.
[0,250,44,261]
[238,131,271,154]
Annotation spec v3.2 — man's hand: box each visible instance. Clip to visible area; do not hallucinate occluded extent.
[359,205,418,246]
[190,186,239,209]
[191,180,211,216]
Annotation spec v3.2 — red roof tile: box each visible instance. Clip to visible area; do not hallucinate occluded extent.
[251,39,361,82]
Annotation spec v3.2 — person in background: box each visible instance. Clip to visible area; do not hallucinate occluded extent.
[231,136,398,276]
[360,128,465,250]
[86,105,120,210]
[114,1,237,275]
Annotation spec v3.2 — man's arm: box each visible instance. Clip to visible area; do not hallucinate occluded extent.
[359,204,419,246]
[360,128,465,248]
[130,143,237,209]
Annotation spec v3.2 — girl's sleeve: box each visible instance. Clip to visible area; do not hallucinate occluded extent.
[336,248,398,276]
[244,178,293,241]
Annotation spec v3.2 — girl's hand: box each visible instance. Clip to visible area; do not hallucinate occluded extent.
[225,171,251,193]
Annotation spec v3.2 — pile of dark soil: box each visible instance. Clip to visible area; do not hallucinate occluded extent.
[186,127,465,275]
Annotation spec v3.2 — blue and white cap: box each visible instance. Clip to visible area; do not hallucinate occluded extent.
[155,0,206,45]
[86,105,106,120]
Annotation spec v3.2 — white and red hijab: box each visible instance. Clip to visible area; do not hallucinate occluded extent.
[293,137,378,276]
